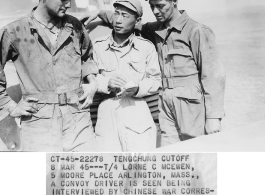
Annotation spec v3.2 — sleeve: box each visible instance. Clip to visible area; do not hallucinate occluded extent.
[98,10,116,28]
[0,28,18,120]
[190,26,226,119]
[80,26,98,79]
[135,43,162,98]
[98,10,156,44]
[93,42,110,94]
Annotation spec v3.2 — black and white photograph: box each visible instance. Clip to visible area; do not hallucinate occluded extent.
[0,0,264,194]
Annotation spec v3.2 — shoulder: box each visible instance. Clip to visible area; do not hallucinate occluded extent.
[93,34,110,44]
[186,18,215,38]
[3,14,31,31]
[133,36,156,53]
[1,14,31,41]
[134,36,154,47]
[93,34,111,51]
[144,21,161,31]
[64,14,84,31]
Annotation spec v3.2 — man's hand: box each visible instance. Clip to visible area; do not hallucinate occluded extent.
[79,83,98,109]
[79,75,98,109]
[117,81,139,97]
[80,10,100,25]
[9,97,39,118]
[205,118,221,134]
[108,75,127,91]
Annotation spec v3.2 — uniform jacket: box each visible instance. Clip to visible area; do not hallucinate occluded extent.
[0,9,97,119]
[93,33,161,98]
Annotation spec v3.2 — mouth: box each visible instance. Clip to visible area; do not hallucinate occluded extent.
[114,26,123,31]
[155,15,163,20]
[60,9,67,13]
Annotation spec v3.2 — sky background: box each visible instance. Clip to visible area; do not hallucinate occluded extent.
[141,0,265,22]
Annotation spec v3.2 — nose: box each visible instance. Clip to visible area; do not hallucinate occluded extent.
[116,15,123,24]
[152,6,160,15]
[65,1,71,9]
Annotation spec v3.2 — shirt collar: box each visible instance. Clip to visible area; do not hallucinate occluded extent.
[106,31,140,51]
[169,10,189,31]
[155,10,189,40]
[28,7,73,30]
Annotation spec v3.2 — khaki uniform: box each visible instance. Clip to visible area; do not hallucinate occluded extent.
[93,33,161,152]
[100,10,226,146]
[0,10,97,151]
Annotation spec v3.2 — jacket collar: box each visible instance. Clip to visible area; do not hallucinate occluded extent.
[28,7,74,54]
[155,10,189,40]
[104,31,141,51]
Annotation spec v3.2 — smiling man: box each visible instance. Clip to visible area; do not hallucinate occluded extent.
[93,0,161,151]
[81,0,226,147]
[0,0,98,151]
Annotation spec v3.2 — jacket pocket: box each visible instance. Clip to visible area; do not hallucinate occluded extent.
[173,84,203,102]
[125,121,152,134]
[33,104,53,118]
[129,61,146,73]
[69,103,90,114]
[21,104,54,123]
[167,48,192,68]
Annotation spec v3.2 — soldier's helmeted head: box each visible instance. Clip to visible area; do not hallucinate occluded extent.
[112,0,142,35]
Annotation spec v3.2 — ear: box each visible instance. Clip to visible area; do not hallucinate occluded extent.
[135,17,142,26]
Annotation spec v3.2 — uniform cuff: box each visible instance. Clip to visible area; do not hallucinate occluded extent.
[82,62,98,79]
[0,100,17,121]
[134,81,145,98]
[206,110,225,119]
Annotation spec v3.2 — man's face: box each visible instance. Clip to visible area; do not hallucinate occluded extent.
[45,0,71,17]
[149,0,175,23]
[113,5,140,35]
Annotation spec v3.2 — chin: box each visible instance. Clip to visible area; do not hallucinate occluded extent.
[114,30,124,35]
[57,11,67,17]
[156,18,166,23]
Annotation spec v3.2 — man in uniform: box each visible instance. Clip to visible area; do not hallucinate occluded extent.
[93,0,161,151]
[81,0,226,146]
[0,0,98,151]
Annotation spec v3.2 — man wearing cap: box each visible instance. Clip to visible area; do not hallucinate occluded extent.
[0,0,98,151]
[81,0,226,147]
[93,0,161,151]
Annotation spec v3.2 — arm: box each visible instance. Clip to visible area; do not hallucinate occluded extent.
[0,29,18,120]
[93,43,110,94]
[80,26,98,79]
[190,26,226,133]
[0,28,38,119]
[78,27,98,109]
[134,44,162,98]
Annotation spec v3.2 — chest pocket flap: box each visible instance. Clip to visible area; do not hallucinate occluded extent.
[129,61,146,73]
[167,48,193,57]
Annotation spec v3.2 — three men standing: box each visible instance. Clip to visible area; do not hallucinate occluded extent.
[0,0,98,151]
[81,0,226,147]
